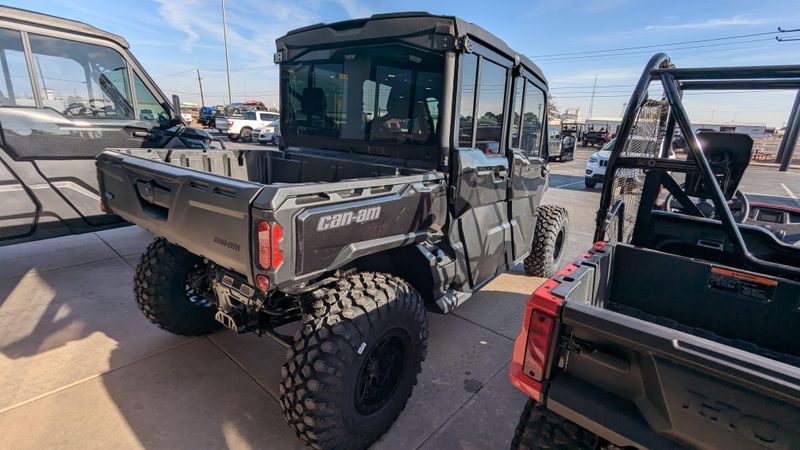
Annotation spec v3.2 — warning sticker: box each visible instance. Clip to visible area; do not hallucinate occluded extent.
[708,267,777,303]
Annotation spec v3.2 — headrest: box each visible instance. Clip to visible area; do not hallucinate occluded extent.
[301,87,326,116]
[386,89,410,116]
[685,132,753,199]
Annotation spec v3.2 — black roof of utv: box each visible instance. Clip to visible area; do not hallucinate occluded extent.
[276,11,546,84]
[0,5,129,48]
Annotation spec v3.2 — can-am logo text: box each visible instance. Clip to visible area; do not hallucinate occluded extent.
[317,206,381,231]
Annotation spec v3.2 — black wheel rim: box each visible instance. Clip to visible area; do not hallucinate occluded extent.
[553,228,565,261]
[184,262,214,309]
[354,328,410,416]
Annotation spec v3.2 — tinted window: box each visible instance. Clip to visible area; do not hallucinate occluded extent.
[29,34,133,119]
[0,28,35,106]
[133,72,168,123]
[475,59,506,156]
[457,53,477,148]
[244,111,256,120]
[259,112,276,121]
[521,80,545,156]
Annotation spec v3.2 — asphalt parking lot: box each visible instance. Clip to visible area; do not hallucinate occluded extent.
[2,138,797,449]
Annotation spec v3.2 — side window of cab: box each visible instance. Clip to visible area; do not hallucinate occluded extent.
[457,52,509,157]
[29,33,135,120]
[508,76,545,157]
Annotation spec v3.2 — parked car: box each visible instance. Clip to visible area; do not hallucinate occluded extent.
[225,110,280,142]
[255,119,281,145]
[510,53,800,450]
[96,12,567,449]
[584,138,614,188]
[0,6,213,246]
[198,106,216,127]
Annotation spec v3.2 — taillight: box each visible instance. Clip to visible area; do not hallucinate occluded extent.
[523,309,556,381]
[257,221,271,269]
[271,223,283,269]
[257,220,283,270]
[227,120,233,127]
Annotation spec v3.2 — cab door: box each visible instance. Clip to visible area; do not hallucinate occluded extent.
[508,76,548,261]
[450,52,514,289]
[0,28,170,243]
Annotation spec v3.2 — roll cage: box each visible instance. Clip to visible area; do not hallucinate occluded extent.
[594,53,800,280]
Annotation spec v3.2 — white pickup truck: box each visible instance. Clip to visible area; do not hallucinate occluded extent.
[217,110,279,142]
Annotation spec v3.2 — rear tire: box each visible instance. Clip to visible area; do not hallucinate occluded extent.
[524,205,570,278]
[280,272,427,450]
[133,238,221,336]
[511,399,599,450]
[240,127,253,143]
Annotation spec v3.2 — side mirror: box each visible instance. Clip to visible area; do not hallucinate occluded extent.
[172,94,185,124]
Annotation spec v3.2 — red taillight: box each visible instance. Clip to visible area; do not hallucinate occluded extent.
[257,221,271,269]
[271,223,283,269]
[257,220,283,270]
[523,309,556,381]
[227,120,233,127]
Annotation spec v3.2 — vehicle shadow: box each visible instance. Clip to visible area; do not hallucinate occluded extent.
[0,239,303,448]
[549,174,602,192]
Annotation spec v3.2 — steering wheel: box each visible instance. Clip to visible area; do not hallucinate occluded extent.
[63,99,104,117]
[664,189,750,223]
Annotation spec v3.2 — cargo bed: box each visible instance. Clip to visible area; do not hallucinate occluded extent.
[511,242,800,450]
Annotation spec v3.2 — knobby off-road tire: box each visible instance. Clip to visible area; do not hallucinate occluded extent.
[524,205,570,278]
[511,399,599,450]
[280,272,428,450]
[133,238,221,336]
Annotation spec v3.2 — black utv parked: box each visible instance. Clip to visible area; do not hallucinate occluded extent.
[96,12,568,449]
[0,6,213,246]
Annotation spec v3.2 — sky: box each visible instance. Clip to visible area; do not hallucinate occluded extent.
[8,0,800,127]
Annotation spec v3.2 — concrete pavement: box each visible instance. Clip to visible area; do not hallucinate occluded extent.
[0,225,545,449]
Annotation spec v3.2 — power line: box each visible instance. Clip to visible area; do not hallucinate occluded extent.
[536,37,775,62]
[530,29,791,58]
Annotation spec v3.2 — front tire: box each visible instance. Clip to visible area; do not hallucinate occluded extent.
[280,272,427,450]
[511,399,599,450]
[584,179,596,189]
[524,205,570,278]
[133,238,221,336]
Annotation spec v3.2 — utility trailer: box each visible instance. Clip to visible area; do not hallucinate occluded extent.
[97,12,569,449]
[510,54,800,450]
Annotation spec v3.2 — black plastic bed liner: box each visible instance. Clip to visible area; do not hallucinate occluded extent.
[607,301,800,368]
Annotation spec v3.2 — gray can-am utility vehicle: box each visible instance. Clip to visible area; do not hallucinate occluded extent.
[96,12,568,449]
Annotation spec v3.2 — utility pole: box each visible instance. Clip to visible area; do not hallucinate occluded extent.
[221,0,232,105]
[196,69,205,106]
[587,74,597,120]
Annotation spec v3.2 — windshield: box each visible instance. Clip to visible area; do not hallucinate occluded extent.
[281,45,444,156]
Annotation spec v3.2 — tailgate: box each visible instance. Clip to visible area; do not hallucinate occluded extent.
[215,117,228,129]
[96,150,262,277]
[553,301,800,450]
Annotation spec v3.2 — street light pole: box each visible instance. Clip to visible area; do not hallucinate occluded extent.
[221,0,232,105]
